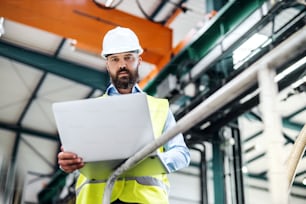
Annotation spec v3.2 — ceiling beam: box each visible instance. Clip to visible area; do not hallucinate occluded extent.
[0,40,109,90]
[0,121,58,141]
[0,0,172,66]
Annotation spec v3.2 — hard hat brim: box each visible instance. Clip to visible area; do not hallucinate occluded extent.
[101,48,143,59]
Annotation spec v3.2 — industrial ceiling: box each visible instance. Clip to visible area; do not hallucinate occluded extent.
[0,0,305,203]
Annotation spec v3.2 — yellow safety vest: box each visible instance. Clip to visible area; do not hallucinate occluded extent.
[75,95,170,204]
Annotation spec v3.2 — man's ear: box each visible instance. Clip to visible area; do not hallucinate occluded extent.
[138,56,142,66]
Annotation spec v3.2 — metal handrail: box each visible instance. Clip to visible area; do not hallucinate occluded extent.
[102,26,306,204]
[286,124,306,191]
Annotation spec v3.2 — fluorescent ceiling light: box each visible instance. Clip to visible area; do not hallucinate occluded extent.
[239,56,306,104]
[233,33,269,69]
[291,75,306,89]
[239,89,260,104]
[275,56,306,82]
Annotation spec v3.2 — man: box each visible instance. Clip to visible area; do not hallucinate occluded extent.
[58,27,190,204]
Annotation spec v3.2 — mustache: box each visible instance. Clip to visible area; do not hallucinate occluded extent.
[117,67,129,74]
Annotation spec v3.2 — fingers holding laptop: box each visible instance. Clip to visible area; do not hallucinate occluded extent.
[58,147,84,173]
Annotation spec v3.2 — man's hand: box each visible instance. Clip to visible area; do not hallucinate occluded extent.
[58,147,84,173]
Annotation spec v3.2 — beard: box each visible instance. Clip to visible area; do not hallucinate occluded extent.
[110,67,139,90]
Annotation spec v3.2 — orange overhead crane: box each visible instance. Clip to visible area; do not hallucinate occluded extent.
[0,0,173,87]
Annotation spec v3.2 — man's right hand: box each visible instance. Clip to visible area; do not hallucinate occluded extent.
[57,147,84,173]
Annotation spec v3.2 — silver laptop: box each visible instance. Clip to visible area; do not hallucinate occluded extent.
[52,93,170,179]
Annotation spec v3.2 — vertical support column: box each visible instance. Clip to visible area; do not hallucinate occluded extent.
[200,144,209,204]
[232,124,245,204]
[212,139,225,204]
[258,66,288,204]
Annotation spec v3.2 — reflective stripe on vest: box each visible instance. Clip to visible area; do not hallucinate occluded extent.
[76,176,170,196]
[75,95,170,204]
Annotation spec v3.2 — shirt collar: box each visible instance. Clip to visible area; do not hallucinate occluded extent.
[105,83,143,96]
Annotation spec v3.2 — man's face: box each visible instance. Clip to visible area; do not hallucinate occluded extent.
[106,52,141,90]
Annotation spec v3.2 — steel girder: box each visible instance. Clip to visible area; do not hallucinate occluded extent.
[0,40,109,90]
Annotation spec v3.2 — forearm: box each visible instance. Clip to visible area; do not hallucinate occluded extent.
[161,145,190,172]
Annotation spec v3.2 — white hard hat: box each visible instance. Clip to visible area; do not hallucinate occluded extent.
[101,26,143,58]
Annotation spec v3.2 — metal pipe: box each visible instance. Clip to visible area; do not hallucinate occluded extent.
[286,124,306,191]
[191,144,208,204]
[102,26,306,204]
